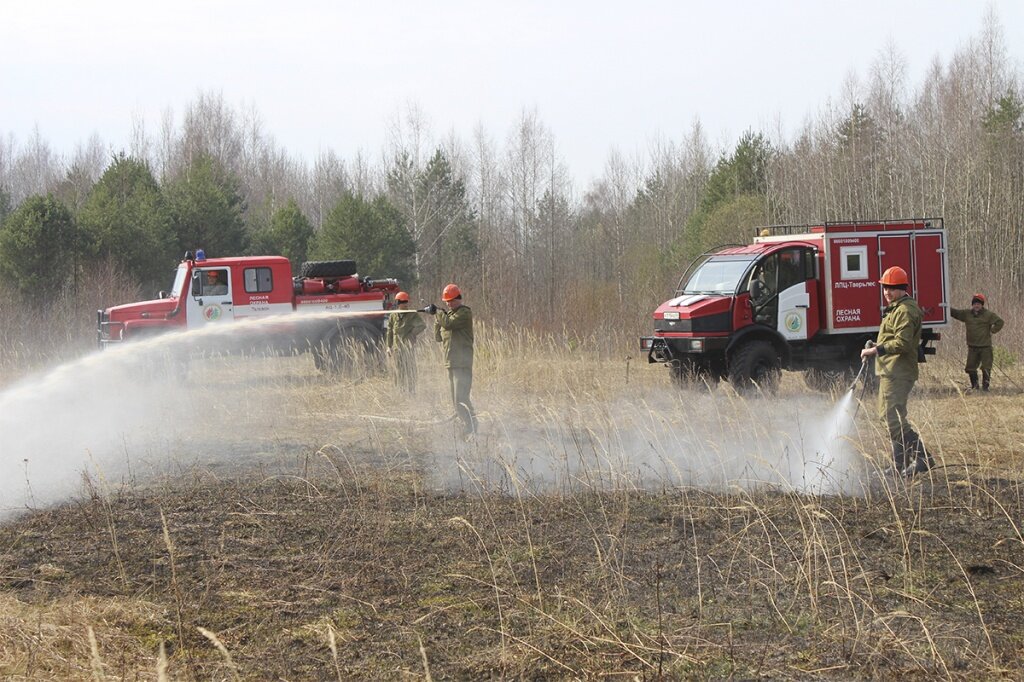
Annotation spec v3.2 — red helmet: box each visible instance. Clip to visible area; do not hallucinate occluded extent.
[395,291,410,303]
[972,293,986,305]
[442,283,461,302]
[879,266,909,287]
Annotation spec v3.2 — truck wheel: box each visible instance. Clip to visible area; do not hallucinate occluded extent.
[299,260,358,278]
[803,368,851,394]
[728,341,781,394]
[315,325,382,377]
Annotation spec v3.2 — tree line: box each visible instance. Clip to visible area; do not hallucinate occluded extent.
[0,11,1020,346]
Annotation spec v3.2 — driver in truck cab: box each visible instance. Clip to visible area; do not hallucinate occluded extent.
[204,270,228,296]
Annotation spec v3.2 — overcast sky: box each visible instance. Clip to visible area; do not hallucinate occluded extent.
[2,1,1022,187]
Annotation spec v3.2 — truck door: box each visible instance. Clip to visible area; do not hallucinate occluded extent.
[186,267,235,329]
[878,234,913,315]
[775,247,813,341]
[913,232,948,324]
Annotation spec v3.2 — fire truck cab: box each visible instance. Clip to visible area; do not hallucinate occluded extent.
[641,219,950,391]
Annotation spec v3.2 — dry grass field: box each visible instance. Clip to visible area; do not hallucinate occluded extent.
[1,328,1023,679]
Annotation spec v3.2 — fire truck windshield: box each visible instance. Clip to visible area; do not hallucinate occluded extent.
[677,257,754,295]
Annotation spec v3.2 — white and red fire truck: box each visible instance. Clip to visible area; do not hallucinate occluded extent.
[97,251,400,372]
[640,219,950,391]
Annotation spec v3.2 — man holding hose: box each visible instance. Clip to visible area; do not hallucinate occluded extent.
[424,283,477,437]
[861,266,932,477]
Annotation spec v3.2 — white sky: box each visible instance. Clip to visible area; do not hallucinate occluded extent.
[2,1,1022,187]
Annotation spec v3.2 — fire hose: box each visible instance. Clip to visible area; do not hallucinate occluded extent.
[849,340,874,418]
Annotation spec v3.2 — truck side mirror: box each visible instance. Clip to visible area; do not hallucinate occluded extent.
[157,290,168,300]
[750,280,763,300]
[191,271,201,296]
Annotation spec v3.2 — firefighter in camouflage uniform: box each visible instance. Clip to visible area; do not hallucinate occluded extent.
[950,294,1004,391]
[385,291,427,393]
[425,283,478,436]
[861,266,933,476]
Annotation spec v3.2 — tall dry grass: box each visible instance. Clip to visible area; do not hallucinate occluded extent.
[0,317,1022,678]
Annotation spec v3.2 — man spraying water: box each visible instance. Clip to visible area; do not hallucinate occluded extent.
[860,266,933,477]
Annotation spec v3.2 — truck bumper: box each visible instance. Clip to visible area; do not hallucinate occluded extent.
[639,336,729,364]
[96,310,124,348]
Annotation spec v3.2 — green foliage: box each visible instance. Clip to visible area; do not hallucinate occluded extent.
[0,194,84,303]
[677,131,775,261]
[78,153,176,287]
[420,150,478,277]
[698,194,769,248]
[836,103,879,150]
[386,148,477,287]
[250,199,314,271]
[993,345,1016,370]
[0,187,10,228]
[982,93,1024,134]
[310,193,416,283]
[164,153,248,258]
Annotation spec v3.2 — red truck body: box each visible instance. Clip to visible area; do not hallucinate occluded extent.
[641,219,950,390]
[97,253,399,372]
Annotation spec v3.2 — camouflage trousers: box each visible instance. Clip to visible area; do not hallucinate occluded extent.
[877,376,919,445]
[448,367,477,435]
[965,346,993,373]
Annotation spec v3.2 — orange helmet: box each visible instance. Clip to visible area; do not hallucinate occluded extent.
[879,266,909,287]
[972,293,986,305]
[395,291,410,303]
[441,283,461,301]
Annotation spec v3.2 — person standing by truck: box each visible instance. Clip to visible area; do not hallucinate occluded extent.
[861,266,932,476]
[385,291,426,393]
[950,294,1004,392]
[425,283,477,437]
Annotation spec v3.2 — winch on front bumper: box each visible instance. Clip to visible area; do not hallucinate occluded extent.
[639,336,729,363]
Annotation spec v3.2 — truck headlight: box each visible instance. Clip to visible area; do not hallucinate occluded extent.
[690,339,703,351]
[663,311,680,320]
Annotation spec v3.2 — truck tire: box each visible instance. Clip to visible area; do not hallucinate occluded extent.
[314,324,382,377]
[299,260,358,278]
[728,340,781,394]
[803,368,852,394]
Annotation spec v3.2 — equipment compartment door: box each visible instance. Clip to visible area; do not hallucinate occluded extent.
[878,234,912,314]
[913,232,948,324]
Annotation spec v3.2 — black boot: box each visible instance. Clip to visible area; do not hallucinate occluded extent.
[982,370,991,392]
[891,440,908,472]
[967,371,979,390]
[902,435,933,477]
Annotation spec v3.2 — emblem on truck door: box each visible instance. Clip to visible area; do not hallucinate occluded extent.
[784,312,803,332]
[203,305,222,321]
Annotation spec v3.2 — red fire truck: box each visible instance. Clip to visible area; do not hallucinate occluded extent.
[97,251,400,373]
[640,219,950,391]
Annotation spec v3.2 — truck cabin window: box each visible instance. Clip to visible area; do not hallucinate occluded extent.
[244,267,273,293]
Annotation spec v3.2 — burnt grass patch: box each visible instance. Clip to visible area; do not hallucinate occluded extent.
[2,456,1024,679]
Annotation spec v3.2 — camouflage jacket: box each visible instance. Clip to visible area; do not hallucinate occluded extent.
[950,307,1004,347]
[386,310,426,349]
[434,305,474,369]
[874,295,922,381]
